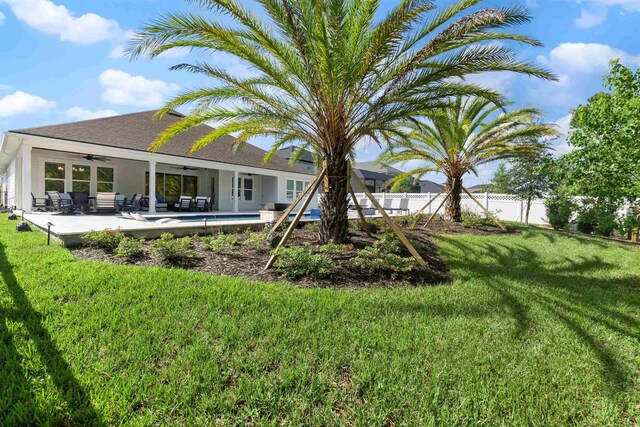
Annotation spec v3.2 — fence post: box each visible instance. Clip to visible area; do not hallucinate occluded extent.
[519,199,524,223]
[427,192,432,214]
[485,192,489,212]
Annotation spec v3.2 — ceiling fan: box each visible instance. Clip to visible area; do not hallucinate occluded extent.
[172,166,201,171]
[75,154,110,162]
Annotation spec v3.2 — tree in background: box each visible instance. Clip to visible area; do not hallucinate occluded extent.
[504,149,555,224]
[380,97,558,221]
[490,163,511,193]
[560,60,640,205]
[129,0,555,243]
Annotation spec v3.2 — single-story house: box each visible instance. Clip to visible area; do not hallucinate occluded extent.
[275,146,316,172]
[0,110,315,213]
[352,161,442,194]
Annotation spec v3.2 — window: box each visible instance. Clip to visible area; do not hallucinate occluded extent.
[44,162,65,192]
[72,164,90,193]
[97,167,114,192]
[231,176,253,201]
[145,172,197,203]
[286,179,310,201]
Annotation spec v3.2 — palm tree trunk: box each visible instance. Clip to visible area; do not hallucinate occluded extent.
[444,175,463,222]
[318,157,349,244]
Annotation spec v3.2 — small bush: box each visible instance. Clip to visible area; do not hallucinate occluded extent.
[461,210,490,228]
[618,212,640,238]
[114,237,144,261]
[81,229,125,251]
[319,241,353,254]
[351,247,414,276]
[243,230,267,249]
[351,232,414,277]
[545,194,574,230]
[202,233,238,253]
[273,244,334,279]
[595,212,618,237]
[151,233,192,263]
[407,212,429,228]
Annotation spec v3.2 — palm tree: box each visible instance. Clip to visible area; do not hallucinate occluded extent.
[379,97,560,221]
[129,0,555,243]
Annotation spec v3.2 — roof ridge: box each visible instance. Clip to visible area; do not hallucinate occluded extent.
[10,109,183,133]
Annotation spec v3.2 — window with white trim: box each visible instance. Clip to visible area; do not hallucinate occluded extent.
[286,179,310,201]
[44,162,65,192]
[71,164,91,193]
[96,167,114,192]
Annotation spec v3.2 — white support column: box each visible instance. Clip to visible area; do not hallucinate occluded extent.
[148,160,156,214]
[485,191,490,211]
[21,144,32,213]
[233,170,239,212]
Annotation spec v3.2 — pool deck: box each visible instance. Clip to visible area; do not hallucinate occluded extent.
[21,210,322,246]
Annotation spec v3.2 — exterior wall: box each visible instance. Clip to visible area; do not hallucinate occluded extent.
[4,158,15,207]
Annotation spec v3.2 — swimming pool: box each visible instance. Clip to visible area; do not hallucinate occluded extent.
[151,213,312,222]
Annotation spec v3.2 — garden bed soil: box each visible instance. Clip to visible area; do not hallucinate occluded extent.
[71,220,514,288]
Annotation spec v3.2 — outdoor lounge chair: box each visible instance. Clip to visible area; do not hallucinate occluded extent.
[31,193,48,212]
[175,196,193,212]
[125,194,143,211]
[115,194,126,211]
[68,192,89,213]
[90,192,118,213]
[388,198,410,215]
[140,196,168,212]
[194,196,210,212]
[47,191,78,213]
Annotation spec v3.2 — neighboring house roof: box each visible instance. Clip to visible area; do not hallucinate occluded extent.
[10,110,312,175]
[356,169,393,182]
[419,180,444,193]
[466,184,491,193]
[354,161,403,176]
[275,146,315,164]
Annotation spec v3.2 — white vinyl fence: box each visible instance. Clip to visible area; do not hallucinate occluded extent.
[352,192,549,225]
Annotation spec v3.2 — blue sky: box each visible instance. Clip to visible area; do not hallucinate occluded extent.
[1,0,639,185]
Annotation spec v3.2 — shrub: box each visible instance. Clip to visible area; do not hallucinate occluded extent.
[545,193,574,230]
[151,233,192,262]
[202,233,238,253]
[351,247,414,276]
[273,244,334,279]
[243,230,267,249]
[461,210,490,228]
[319,241,353,254]
[618,211,640,238]
[576,200,619,236]
[407,212,429,228]
[351,232,414,277]
[81,229,125,251]
[595,212,618,237]
[114,237,145,261]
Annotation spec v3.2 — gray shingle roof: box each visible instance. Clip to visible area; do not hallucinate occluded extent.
[11,110,312,175]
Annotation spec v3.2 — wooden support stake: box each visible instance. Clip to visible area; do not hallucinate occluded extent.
[268,168,325,234]
[347,164,371,237]
[462,187,506,231]
[422,191,451,228]
[350,170,427,266]
[417,190,444,213]
[264,169,327,270]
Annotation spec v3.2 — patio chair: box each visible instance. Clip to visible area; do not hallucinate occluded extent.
[124,194,143,211]
[383,198,394,213]
[140,196,168,212]
[194,196,210,212]
[47,191,78,214]
[396,198,410,215]
[115,194,126,211]
[175,196,193,212]
[31,193,48,212]
[68,192,89,213]
[90,192,117,213]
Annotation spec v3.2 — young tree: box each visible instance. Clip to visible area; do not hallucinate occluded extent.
[490,163,511,193]
[505,150,555,224]
[130,0,555,242]
[379,97,559,221]
[561,60,640,205]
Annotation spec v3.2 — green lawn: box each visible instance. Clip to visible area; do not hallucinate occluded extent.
[1,217,639,426]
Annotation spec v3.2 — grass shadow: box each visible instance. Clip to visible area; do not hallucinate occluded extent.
[0,242,103,425]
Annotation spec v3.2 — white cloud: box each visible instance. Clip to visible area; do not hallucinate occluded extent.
[575,7,608,28]
[0,91,55,117]
[98,69,180,107]
[553,113,574,156]
[0,84,12,91]
[0,10,5,23]
[465,71,517,96]
[0,0,121,44]
[109,45,126,59]
[158,47,191,59]
[540,43,640,74]
[65,107,118,121]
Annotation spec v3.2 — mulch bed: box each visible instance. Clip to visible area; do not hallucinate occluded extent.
[71,220,514,288]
